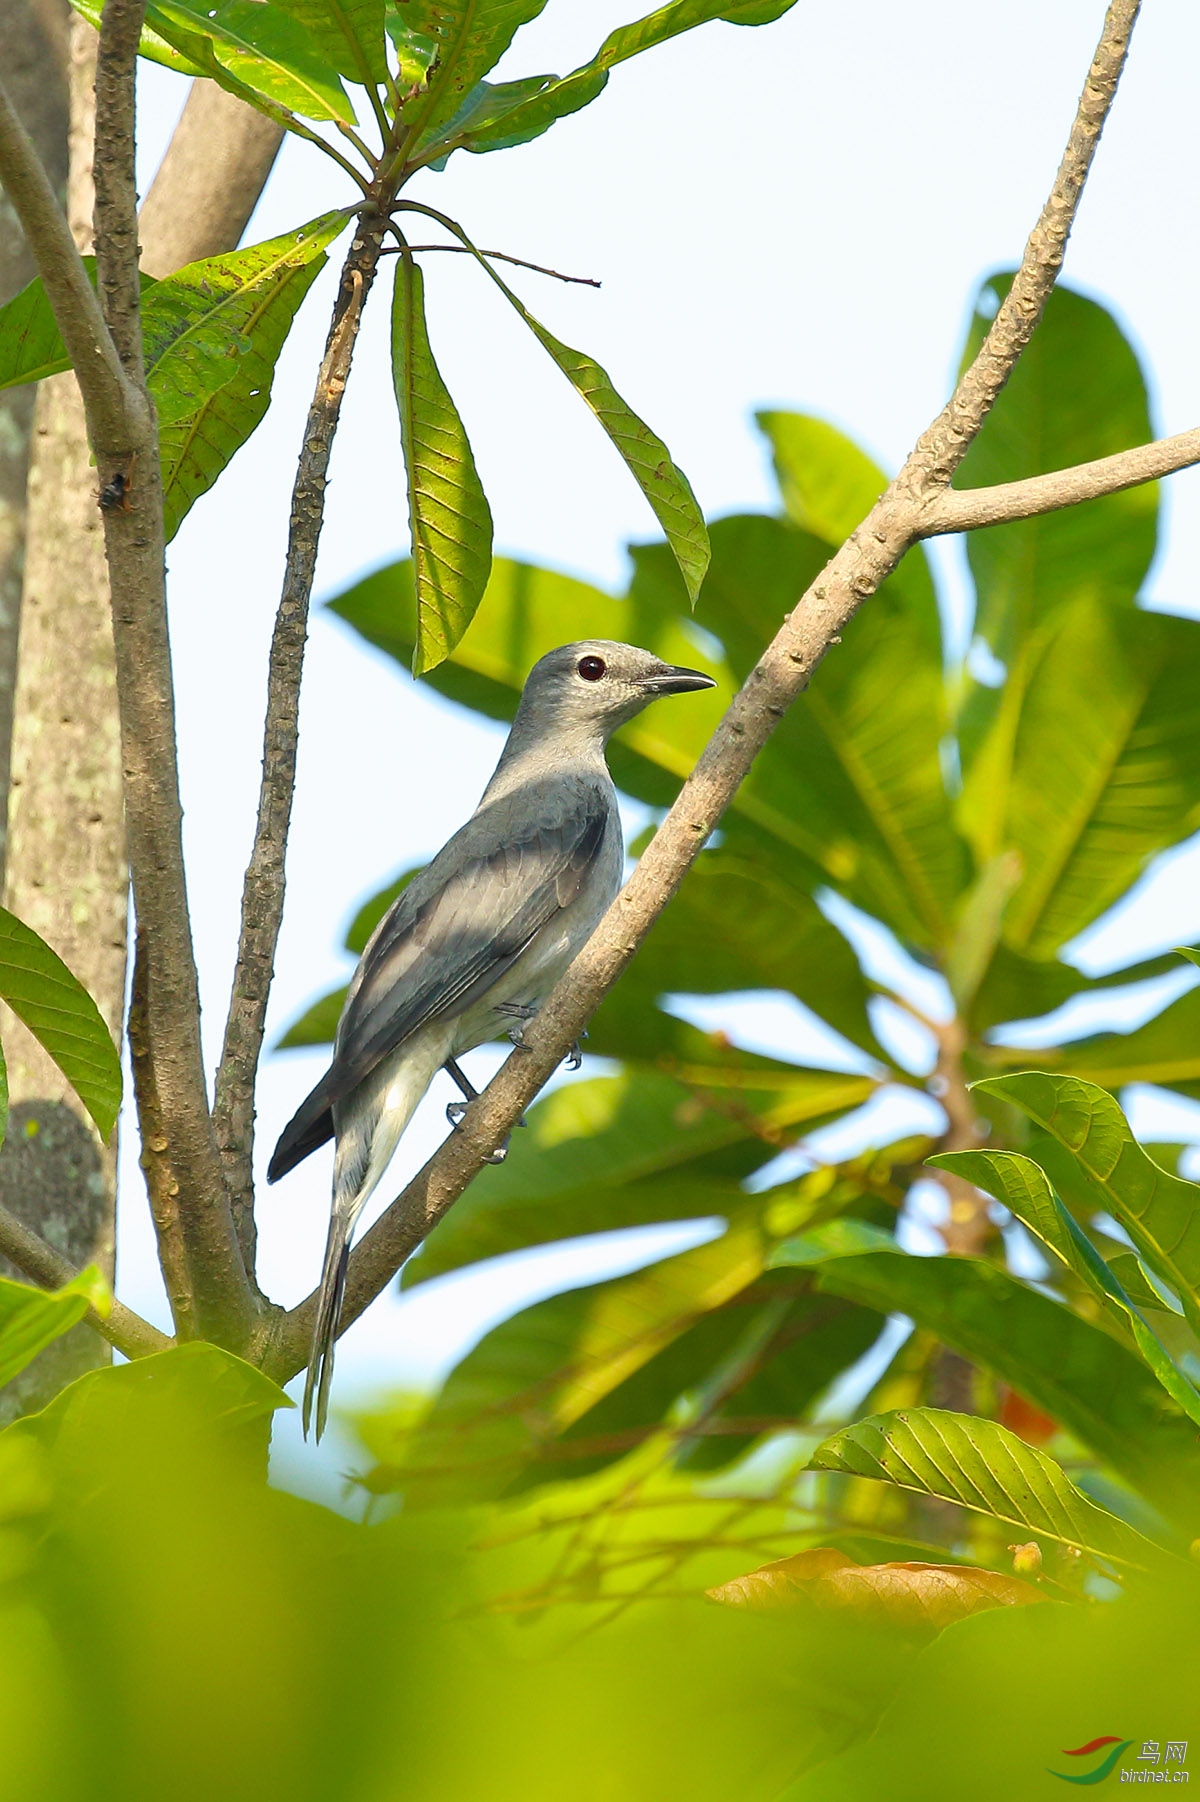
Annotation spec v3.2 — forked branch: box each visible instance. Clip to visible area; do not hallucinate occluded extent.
[264,0,1144,1384]
[920,425,1200,535]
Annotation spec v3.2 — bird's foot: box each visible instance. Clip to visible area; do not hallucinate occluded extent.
[495,1000,539,1050]
[564,1031,588,1073]
[446,1100,509,1162]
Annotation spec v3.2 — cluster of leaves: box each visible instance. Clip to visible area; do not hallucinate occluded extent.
[0,1323,1194,1800]
[0,1,816,668]
[281,272,1200,1611]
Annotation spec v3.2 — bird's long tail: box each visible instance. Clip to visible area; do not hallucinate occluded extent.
[303,1207,354,1441]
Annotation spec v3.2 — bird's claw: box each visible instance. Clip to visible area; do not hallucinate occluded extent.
[447,1094,523,1161]
[564,1033,587,1073]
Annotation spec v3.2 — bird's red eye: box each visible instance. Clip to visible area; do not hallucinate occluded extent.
[577,655,606,681]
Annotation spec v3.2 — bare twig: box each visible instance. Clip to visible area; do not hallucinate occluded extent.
[0,1200,171,1359]
[263,0,1142,1384]
[92,0,251,1346]
[380,241,601,287]
[920,425,1200,535]
[213,216,389,1285]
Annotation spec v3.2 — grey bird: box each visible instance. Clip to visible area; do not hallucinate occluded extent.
[268,640,716,1438]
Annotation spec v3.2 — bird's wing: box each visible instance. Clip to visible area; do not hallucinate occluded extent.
[325,777,611,1108]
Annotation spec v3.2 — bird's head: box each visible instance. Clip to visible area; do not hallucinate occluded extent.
[517,640,717,740]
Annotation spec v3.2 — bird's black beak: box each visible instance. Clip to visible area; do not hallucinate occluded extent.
[642,664,717,697]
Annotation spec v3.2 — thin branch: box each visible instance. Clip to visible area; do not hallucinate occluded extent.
[93,0,253,1346]
[920,425,1200,535]
[264,0,1141,1385]
[0,1200,171,1360]
[0,69,131,450]
[380,241,601,288]
[898,2,1139,498]
[212,216,389,1290]
[127,928,194,1337]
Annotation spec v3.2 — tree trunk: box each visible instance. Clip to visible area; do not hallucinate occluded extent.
[0,0,69,883]
[0,14,125,1420]
[0,24,283,1417]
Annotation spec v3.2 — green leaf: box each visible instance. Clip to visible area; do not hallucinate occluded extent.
[807,1408,1157,1569]
[587,848,889,1065]
[756,409,939,659]
[441,0,801,161]
[68,0,207,74]
[0,260,156,394]
[771,1221,1200,1521]
[327,553,730,806]
[363,1209,872,1502]
[672,1282,883,1474]
[367,1216,769,1502]
[395,0,550,142]
[967,943,1180,1037]
[0,1267,110,1392]
[149,0,357,123]
[932,1148,1200,1428]
[1049,983,1200,1096]
[403,1065,875,1288]
[0,907,121,1140]
[414,75,558,166]
[960,600,1200,956]
[392,254,493,673]
[157,213,347,542]
[273,0,388,84]
[972,1073,1200,1334]
[419,221,710,601]
[954,275,1157,664]
[6,1342,291,1457]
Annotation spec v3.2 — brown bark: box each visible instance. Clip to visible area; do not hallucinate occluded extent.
[0,42,283,1395]
[0,14,122,1422]
[0,0,68,888]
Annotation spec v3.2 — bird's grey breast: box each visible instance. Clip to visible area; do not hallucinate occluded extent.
[326,764,620,1097]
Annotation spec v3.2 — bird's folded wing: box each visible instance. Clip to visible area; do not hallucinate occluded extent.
[325,781,610,1106]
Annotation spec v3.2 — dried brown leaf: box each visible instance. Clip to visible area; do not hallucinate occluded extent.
[706,1547,1046,1633]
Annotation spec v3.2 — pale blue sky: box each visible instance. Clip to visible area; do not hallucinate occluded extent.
[115,1,1200,1493]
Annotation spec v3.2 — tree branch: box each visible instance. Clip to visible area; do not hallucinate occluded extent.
[213,217,388,1287]
[0,67,130,450]
[262,0,1142,1382]
[919,425,1200,536]
[0,1199,171,1360]
[138,81,284,278]
[93,0,252,1346]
